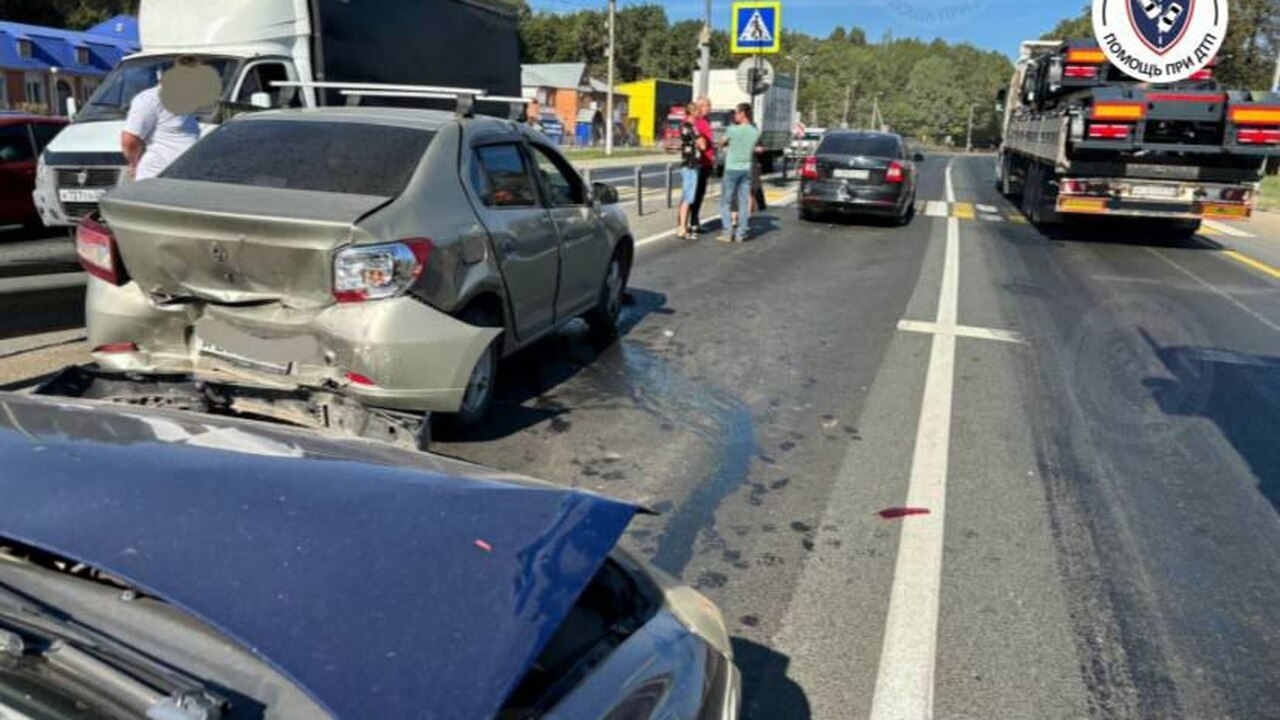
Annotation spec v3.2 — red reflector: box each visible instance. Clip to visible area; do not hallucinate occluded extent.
[885,161,905,183]
[1146,92,1226,103]
[345,371,376,387]
[1238,128,1280,145]
[1064,65,1098,79]
[93,342,138,354]
[1087,123,1132,140]
[800,156,818,180]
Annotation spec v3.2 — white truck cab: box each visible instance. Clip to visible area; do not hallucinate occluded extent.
[34,0,316,228]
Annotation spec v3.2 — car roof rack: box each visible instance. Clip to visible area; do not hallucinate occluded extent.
[272,81,530,117]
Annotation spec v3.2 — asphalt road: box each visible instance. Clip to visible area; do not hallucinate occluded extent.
[1,154,1277,719]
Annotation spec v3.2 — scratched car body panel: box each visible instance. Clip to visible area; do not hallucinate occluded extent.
[91,107,634,416]
[0,391,740,719]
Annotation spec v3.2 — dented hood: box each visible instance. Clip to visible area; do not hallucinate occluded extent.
[0,392,639,719]
[101,178,388,306]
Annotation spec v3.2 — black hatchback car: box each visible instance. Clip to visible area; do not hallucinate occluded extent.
[798,131,921,224]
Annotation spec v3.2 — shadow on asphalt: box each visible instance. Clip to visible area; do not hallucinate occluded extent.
[1036,217,1225,250]
[732,637,812,720]
[432,288,669,442]
[799,207,917,229]
[0,287,85,342]
[1141,332,1280,512]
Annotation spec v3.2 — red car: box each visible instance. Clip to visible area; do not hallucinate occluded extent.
[0,113,67,230]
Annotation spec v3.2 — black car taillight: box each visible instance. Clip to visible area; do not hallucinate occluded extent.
[800,156,818,180]
[76,215,125,286]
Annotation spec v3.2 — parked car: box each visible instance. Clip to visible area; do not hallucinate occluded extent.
[81,107,634,430]
[0,390,741,719]
[797,131,922,224]
[0,113,66,231]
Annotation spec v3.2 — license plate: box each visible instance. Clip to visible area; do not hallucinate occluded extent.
[58,188,107,203]
[1130,184,1179,199]
[834,169,870,180]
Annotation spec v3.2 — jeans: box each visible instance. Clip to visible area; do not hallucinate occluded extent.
[680,166,699,205]
[720,169,752,240]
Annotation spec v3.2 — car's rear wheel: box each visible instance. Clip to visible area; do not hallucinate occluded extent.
[585,250,628,342]
[894,194,916,226]
[443,308,501,430]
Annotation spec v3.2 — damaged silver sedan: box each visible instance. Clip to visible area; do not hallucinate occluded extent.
[75,107,633,439]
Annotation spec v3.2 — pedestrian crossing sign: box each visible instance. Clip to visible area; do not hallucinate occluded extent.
[731,1,781,54]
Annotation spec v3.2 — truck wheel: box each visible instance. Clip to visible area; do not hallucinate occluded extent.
[998,154,1016,197]
[1021,163,1040,222]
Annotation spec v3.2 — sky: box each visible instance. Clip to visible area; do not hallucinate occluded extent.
[528,0,1087,58]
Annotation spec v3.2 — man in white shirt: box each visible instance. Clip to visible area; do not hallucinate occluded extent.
[121,57,203,180]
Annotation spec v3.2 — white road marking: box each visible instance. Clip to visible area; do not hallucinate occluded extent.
[868,159,961,720]
[897,319,1024,344]
[979,213,1004,223]
[1147,248,1280,334]
[924,200,949,217]
[976,203,999,214]
[1203,219,1253,238]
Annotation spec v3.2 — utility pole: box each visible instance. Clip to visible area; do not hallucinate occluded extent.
[965,102,975,153]
[786,53,807,127]
[1272,44,1280,91]
[605,0,616,155]
[809,99,817,126]
[841,84,852,128]
[698,0,712,98]
[869,95,880,131]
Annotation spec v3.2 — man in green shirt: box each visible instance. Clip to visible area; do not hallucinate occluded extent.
[719,103,762,242]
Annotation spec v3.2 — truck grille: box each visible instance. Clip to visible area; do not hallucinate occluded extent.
[55,167,120,188]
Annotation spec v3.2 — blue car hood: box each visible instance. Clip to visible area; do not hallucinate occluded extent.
[0,393,639,719]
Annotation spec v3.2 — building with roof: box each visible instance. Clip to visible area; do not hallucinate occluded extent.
[0,15,139,116]
[521,62,629,146]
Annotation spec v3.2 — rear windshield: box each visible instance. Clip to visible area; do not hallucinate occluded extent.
[162,119,433,197]
[817,134,900,157]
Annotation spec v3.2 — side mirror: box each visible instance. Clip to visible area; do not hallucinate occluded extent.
[249,91,272,109]
[592,182,618,206]
[913,152,925,162]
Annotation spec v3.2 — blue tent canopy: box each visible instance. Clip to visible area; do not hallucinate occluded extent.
[0,15,138,77]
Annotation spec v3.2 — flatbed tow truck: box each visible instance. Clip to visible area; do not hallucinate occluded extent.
[996,39,1280,231]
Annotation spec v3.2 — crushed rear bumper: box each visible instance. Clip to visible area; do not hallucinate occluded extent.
[84,277,502,414]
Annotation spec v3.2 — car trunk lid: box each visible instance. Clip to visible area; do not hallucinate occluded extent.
[100,178,390,308]
[814,154,892,185]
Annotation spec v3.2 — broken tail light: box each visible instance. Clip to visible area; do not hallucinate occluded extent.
[76,215,125,286]
[333,239,432,303]
[800,156,818,180]
[1087,123,1133,140]
[1064,65,1099,79]
[885,161,905,183]
[93,342,138,354]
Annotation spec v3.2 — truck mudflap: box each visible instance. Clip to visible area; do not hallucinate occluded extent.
[34,365,431,451]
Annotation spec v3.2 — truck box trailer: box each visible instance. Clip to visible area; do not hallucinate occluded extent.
[996,39,1280,231]
[34,0,520,229]
[697,68,794,170]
